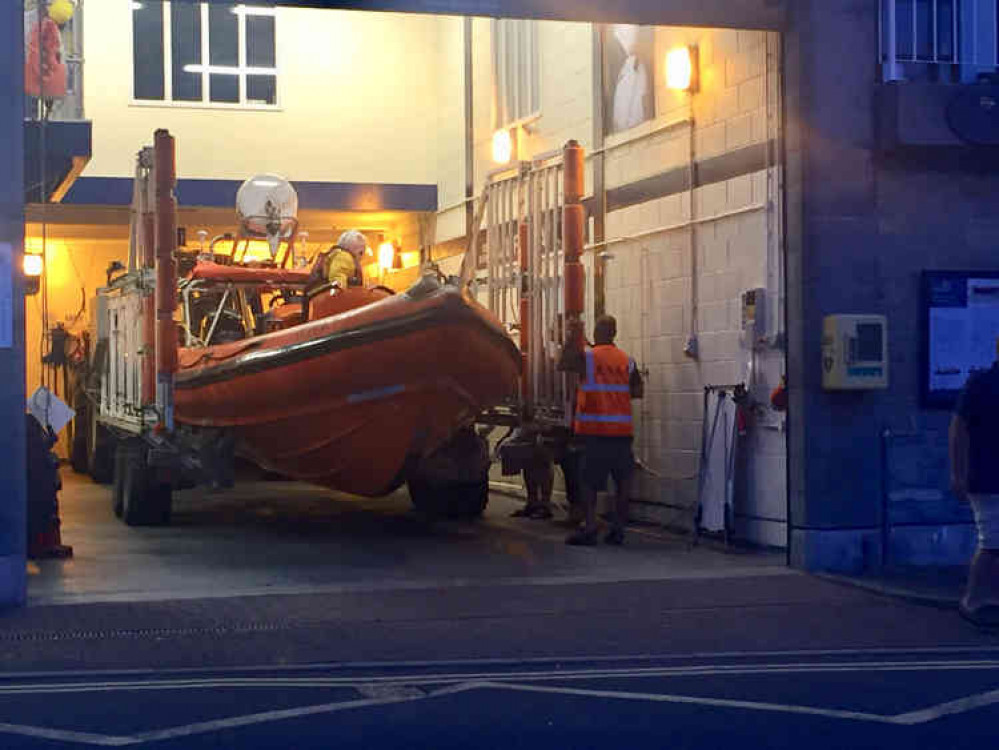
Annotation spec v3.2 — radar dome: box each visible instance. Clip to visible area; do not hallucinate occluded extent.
[235,174,298,258]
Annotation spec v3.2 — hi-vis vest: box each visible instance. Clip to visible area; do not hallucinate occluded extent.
[573,345,636,437]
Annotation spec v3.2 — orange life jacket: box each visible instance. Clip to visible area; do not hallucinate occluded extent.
[25,17,67,99]
[573,345,635,437]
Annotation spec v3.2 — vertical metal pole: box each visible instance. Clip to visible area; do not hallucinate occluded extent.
[463,17,475,254]
[154,130,178,432]
[591,26,607,320]
[912,0,918,61]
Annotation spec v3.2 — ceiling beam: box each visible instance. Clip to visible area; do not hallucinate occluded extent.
[251,0,787,30]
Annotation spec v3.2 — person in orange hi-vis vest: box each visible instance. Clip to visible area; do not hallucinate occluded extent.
[559,315,644,546]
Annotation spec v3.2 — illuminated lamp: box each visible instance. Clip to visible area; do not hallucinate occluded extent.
[378,242,396,272]
[492,129,514,165]
[666,46,698,92]
[24,253,43,296]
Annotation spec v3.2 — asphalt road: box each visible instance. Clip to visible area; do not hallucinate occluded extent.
[0,648,998,748]
[3,475,997,747]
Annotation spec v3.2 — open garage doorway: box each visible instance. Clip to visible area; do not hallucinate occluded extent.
[24,0,788,605]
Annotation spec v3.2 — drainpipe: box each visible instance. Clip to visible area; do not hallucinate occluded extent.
[154,129,178,432]
[591,26,607,320]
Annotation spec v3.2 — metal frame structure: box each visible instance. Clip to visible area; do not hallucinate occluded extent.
[474,146,575,427]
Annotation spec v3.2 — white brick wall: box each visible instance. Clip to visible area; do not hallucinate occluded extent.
[433,21,786,547]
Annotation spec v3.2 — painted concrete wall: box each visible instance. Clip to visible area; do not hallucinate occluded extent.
[84,2,446,186]
[600,27,785,546]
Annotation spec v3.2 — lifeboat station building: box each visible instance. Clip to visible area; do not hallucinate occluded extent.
[2,0,999,607]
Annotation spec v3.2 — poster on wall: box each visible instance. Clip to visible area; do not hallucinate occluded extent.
[922,270,999,408]
[602,24,655,135]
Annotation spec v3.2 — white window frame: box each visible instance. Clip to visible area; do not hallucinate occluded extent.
[492,18,541,130]
[129,1,281,111]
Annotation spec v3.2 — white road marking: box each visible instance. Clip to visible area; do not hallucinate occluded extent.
[476,681,900,724]
[0,659,997,695]
[892,687,999,725]
[4,645,998,679]
[0,722,130,747]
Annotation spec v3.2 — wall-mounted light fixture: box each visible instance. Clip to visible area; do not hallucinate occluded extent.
[666,46,699,92]
[23,252,43,296]
[492,128,515,165]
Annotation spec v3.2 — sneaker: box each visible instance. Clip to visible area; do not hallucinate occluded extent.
[959,602,999,630]
[604,529,625,546]
[565,530,598,546]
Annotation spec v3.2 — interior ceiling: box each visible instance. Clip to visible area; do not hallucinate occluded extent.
[26,205,414,246]
[252,0,786,30]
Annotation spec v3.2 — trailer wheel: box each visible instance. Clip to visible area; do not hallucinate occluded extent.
[88,418,115,485]
[119,442,172,527]
[408,477,489,520]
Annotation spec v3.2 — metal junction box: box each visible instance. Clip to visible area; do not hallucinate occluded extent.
[822,314,889,391]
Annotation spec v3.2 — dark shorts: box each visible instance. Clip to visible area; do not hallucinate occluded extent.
[580,436,634,492]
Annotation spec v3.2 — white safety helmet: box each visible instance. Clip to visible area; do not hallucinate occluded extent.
[337,230,368,257]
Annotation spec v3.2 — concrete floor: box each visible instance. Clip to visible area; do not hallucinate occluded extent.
[28,471,789,606]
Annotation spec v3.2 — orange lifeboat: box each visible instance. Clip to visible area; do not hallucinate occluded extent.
[173,268,520,497]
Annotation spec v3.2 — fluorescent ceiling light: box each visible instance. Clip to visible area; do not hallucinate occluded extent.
[131,2,143,9]
[183,64,278,76]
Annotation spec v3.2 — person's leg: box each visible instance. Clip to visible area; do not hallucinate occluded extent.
[567,440,601,544]
[530,460,555,519]
[962,495,999,619]
[604,440,634,544]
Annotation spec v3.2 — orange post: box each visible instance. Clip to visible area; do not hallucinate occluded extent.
[154,129,178,430]
[562,140,586,352]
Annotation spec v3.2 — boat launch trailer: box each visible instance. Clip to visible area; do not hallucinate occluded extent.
[81,129,528,525]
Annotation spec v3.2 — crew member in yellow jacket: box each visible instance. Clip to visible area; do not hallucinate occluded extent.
[325,229,369,288]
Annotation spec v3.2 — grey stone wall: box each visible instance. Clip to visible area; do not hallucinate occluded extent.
[785,0,997,570]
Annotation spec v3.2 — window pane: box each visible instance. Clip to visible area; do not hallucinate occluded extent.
[171,2,202,101]
[133,1,164,100]
[247,74,277,105]
[209,4,238,66]
[247,16,276,67]
[210,74,239,103]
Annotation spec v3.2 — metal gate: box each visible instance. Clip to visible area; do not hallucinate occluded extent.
[468,144,584,426]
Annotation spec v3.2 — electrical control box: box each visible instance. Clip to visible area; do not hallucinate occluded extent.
[822,314,889,390]
[741,288,767,348]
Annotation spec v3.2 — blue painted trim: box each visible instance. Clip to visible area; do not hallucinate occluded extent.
[575,414,633,424]
[63,177,438,212]
[347,384,406,404]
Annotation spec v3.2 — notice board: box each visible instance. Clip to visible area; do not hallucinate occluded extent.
[922,270,999,409]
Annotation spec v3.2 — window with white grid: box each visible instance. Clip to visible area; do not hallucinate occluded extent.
[492,18,541,128]
[132,1,278,107]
